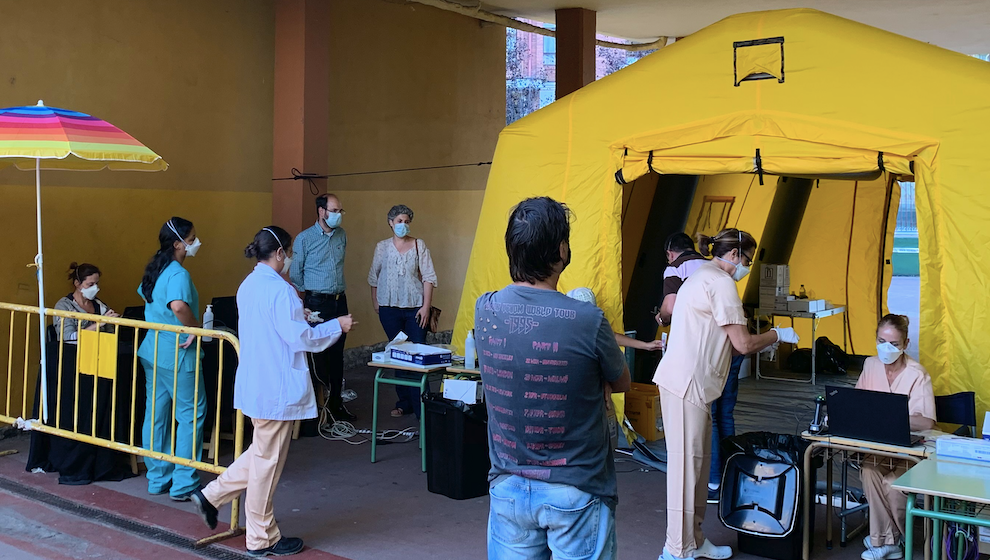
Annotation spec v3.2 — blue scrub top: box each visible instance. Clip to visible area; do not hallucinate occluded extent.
[137,260,200,372]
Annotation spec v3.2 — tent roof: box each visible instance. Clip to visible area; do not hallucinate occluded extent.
[485,0,990,53]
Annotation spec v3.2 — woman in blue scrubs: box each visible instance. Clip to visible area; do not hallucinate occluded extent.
[137,217,206,501]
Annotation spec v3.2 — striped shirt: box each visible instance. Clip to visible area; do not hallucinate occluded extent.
[289,222,347,294]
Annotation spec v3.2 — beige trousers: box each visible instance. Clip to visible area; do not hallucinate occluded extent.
[861,462,908,546]
[203,418,294,551]
[660,388,713,558]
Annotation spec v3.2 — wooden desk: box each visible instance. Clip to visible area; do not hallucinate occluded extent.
[801,432,936,560]
[444,366,481,378]
[894,457,990,560]
[369,360,448,472]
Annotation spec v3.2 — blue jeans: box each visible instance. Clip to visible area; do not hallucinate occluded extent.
[710,355,743,486]
[378,306,427,417]
[488,476,617,560]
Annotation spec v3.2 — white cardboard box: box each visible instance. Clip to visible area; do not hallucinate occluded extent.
[760,264,790,288]
[936,435,990,463]
[787,299,825,312]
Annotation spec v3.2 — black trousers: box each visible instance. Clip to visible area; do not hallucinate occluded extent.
[303,292,348,418]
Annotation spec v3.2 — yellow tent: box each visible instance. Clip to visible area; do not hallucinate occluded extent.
[455,8,990,416]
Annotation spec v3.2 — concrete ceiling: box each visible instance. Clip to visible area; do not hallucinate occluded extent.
[479,0,990,53]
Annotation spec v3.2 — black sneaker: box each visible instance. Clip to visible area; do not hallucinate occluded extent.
[707,487,720,504]
[190,489,218,530]
[170,492,193,502]
[332,405,356,422]
[248,537,305,557]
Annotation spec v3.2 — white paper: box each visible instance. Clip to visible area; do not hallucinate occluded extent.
[443,379,482,404]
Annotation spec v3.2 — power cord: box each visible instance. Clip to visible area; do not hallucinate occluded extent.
[307,353,419,445]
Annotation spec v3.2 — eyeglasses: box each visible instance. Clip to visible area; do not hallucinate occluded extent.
[325,208,345,215]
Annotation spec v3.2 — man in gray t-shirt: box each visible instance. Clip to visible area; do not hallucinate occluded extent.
[477,197,630,560]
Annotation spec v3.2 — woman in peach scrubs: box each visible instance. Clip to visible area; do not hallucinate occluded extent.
[856,314,935,560]
[653,228,799,560]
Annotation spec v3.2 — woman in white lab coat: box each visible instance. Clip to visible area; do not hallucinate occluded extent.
[189,226,354,558]
[654,228,798,560]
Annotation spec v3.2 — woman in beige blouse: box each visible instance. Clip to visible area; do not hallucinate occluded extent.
[368,204,438,418]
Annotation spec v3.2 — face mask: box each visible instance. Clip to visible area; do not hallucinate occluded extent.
[183,237,202,257]
[393,222,410,238]
[325,212,342,229]
[281,255,293,275]
[877,341,903,365]
[80,284,99,301]
[717,256,750,282]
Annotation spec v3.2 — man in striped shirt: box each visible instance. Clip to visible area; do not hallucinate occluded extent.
[290,193,355,429]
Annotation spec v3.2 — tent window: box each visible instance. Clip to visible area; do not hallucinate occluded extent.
[734,37,785,86]
[693,195,736,237]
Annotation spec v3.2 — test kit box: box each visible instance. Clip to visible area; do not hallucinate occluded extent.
[935,435,990,463]
[760,264,790,288]
[389,343,452,366]
[787,299,826,313]
[625,383,663,442]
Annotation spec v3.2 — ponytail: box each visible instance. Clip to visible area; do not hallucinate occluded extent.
[695,233,714,257]
[141,217,193,302]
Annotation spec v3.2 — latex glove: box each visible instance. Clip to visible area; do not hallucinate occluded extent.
[772,327,799,344]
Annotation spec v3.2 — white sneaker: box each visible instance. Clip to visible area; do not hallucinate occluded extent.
[695,539,733,560]
[660,548,696,560]
[861,544,904,560]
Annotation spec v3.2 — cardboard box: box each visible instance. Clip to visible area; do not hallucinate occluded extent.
[759,286,789,297]
[760,264,790,288]
[390,343,452,366]
[774,301,790,311]
[787,299,826,313]
[625,382,663,441]
[760,295,790,310]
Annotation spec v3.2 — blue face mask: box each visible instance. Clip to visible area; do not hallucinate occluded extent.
[324,212,342,229]
[393,222,410,238]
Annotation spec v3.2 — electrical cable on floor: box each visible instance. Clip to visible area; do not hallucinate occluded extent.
[306,353,420,445]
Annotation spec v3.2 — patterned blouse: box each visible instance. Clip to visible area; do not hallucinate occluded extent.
[368,238,438,308]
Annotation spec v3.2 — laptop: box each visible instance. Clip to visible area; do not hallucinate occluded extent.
[825,386,923,447]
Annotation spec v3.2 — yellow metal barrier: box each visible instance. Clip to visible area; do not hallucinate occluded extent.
[0,302,245,547]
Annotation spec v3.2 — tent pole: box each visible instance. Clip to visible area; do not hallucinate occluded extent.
[35,157,48,423]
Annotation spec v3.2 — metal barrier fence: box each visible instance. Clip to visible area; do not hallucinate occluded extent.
[0,302,244,546]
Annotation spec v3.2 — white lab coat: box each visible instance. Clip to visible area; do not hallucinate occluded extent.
[233,263,342,421]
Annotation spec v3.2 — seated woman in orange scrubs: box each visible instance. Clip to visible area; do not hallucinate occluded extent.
[856,314,935,560]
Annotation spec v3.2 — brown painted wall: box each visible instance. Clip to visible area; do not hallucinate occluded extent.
[322,0,505,347]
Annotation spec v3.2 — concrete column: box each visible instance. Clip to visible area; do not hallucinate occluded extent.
[555,8,596,99]
[273,0,331,235]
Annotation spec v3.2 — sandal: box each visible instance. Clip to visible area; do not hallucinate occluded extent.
[390,408,405,418]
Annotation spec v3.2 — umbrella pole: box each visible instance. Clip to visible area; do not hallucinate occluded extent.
[35,157,48,423]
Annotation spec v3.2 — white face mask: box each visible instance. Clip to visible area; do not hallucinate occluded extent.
[877,341,903,365]
[183,237,202,257]
[80,284,99,301]
[281,255,293,275]
[717,256,751,282]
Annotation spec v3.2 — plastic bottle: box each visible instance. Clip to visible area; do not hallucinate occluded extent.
[202,304,214,342]
[465,329,476,370]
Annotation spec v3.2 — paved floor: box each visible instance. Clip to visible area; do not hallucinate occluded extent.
[887,276,920,360]
[0,361,915,560]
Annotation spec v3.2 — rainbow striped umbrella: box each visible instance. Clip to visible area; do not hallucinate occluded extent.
[0,100,167,422]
